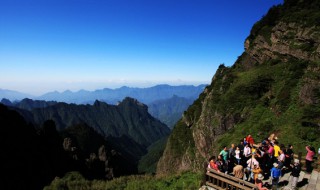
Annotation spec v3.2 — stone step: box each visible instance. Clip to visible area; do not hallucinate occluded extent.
[299,172,311,190]
[280,170,320,190]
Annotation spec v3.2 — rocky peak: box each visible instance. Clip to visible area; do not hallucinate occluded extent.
[118,97,148,110]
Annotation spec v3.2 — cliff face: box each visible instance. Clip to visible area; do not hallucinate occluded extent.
[245,22,320,65]
[157,0,320,175]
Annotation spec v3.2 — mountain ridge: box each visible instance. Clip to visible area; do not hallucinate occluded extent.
[19,97,171,147]
[157,0,320,175]
[38,84,207,104]
[0,84,206,104]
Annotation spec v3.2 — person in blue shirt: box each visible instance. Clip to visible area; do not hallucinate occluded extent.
[219,146,229,161]
[219,146,229,173]
[270,162,282,189]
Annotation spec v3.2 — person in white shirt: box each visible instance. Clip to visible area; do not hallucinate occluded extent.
[247,155,259,169]
[245,154,259,181]
[277,149,285,169]
[243,144,251,164]
[235,146,241,165]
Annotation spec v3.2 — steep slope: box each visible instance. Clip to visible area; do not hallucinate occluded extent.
[157,0,320,175]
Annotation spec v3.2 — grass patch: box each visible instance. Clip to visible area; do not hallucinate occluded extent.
[44,171,202,190]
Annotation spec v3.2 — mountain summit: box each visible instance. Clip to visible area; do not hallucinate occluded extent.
[157,0,320,175]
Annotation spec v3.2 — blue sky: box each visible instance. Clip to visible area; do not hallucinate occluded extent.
[0,0,283,95]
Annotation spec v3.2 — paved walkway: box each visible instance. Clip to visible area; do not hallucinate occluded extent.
[267,170,320,190]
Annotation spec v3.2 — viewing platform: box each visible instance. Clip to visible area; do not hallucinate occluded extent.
[204,168,320,190]
[204,152,320,190]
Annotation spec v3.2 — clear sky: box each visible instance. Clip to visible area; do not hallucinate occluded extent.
[0,0,283,96]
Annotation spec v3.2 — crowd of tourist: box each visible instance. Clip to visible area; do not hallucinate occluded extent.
[207,134,317,190]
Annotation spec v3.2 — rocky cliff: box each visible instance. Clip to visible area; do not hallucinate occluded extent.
[157,0,320,175]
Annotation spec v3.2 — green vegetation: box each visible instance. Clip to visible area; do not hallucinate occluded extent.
[138,136,168,174]
[182,55,320,152]
[167,120,196,157]
[44,171,202,190]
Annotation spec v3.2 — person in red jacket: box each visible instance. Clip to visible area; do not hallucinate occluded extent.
[246,135,255,147]
[208,156,220,172]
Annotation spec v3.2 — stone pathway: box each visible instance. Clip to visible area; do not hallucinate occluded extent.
[270,170,320,190]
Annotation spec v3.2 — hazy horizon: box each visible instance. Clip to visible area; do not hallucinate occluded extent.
[1,82,208,97]
[0,0,283,95]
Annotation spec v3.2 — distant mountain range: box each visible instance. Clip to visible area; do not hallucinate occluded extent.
[38,84,207,104]
[0,84,206,104]
[1,84,207,128]
[0,89,34,101]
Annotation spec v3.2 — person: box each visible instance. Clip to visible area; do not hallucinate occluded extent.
[252,164,263,183]
[273,141,280,159]
[208,156,220,172]
[247,154,259,168]
[285,144,294,169]
[251,145,257,155]
[245,154,259,181]
[238,140,245,155]
[265,143,274,177]
[277,149,285,170]
[228,144,236,173]
[243,137,248,146]
[270,163,281,189]
[262,138,269,146]
[235,146,241,165]
[216,155,225,173]
[246,134,255,147]
[243,144,251,163]
[290,159,301,190]
[255,173,268,190]
[232,164,244,179]
[229,144,236,159]
[219,146,229,162]
[257,146,267,172]
[305,146,315,173]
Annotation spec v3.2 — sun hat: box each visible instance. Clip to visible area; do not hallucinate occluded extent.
[257,173,264,180]
[273,163,279,168]
[294,159,299,164]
